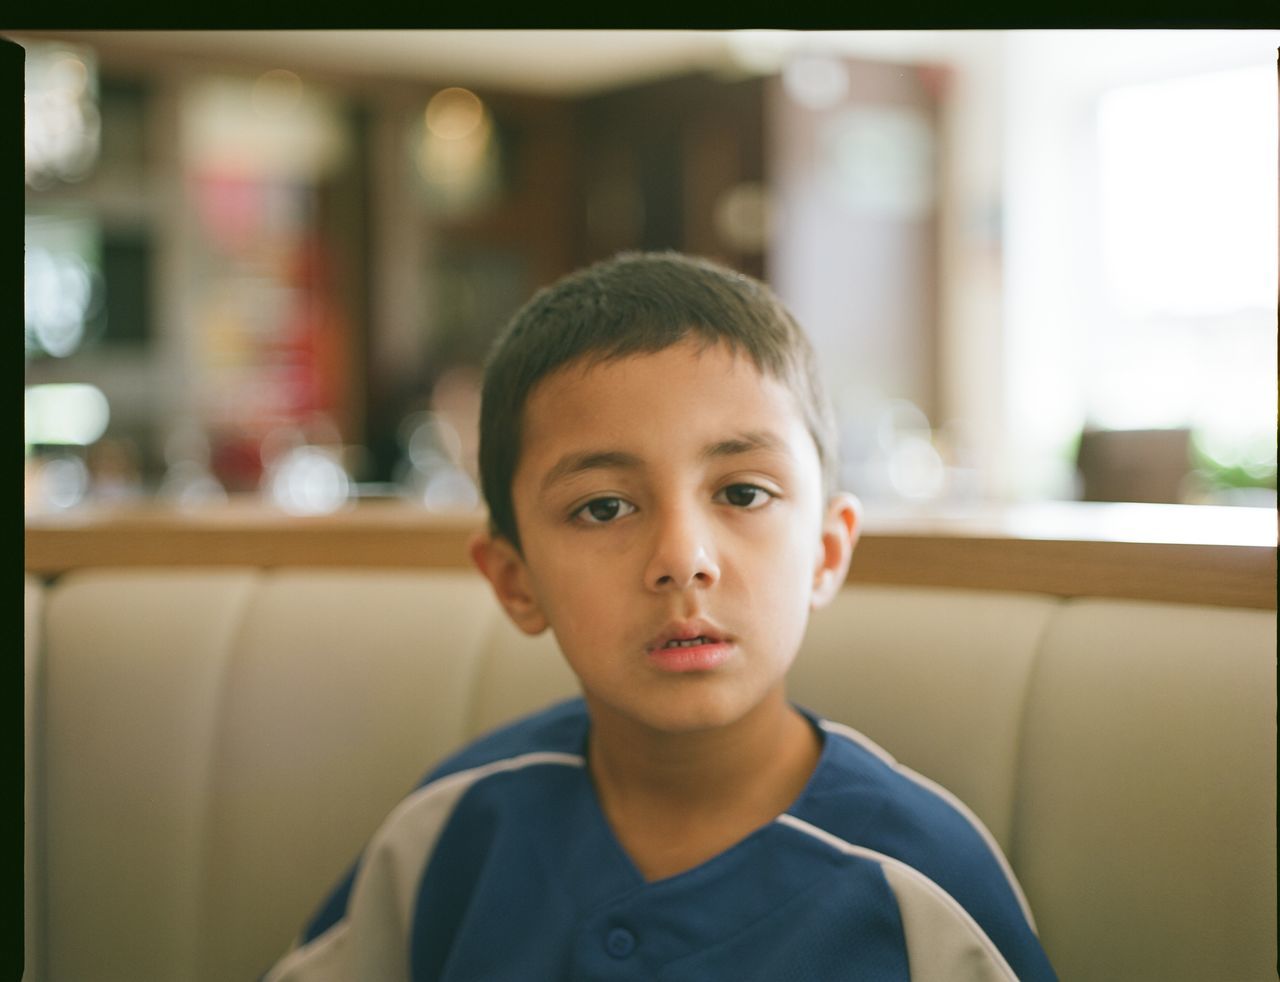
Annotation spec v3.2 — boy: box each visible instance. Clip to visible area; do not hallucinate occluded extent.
[265,252,1057,980]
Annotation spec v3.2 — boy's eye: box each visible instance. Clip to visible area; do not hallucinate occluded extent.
[573,497,636,524]
[716,483,774,509]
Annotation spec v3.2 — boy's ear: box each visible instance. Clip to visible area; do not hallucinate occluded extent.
[468,530,549,636]
[810,492,860,610]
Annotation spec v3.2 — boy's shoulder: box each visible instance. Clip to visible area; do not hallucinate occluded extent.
[795,710,1041,954]
[419,697,589,787]
[797,713,1005,865]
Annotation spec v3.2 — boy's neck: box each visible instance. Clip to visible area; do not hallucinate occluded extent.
[584,689,822,880]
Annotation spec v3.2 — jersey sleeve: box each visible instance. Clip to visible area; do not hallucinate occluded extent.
[799,720,1059,980]
[261,768,489,982]
[878,857,1022,981]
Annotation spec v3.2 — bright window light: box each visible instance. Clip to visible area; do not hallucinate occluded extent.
[1086,63,1277,467]
[1098,65,1275,317]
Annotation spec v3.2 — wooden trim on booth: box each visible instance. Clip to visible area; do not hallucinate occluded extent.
[845,535,1273,609]
[24,500,1277,609]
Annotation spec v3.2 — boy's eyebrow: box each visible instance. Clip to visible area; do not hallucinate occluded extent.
[700,430,788,461]
[541,450,643,491]
[541,431,790,492]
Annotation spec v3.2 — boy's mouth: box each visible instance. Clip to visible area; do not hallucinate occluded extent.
[646,622,733,672]
[648,621,727,651]
[662,635,714,648]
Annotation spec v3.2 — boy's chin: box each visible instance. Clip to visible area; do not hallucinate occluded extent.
[583,685,784,739]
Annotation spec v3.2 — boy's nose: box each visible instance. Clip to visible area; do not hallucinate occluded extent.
[644,509,721,592]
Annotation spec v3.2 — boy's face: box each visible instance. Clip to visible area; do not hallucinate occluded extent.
[473,339,857,738]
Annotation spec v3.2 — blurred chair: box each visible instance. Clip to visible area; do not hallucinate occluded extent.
[1075,427,1192,504]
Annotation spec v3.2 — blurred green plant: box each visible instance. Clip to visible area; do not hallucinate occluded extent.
[1189,427,1277,491]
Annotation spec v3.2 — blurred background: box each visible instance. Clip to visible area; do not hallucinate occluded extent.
[16,29,1278,518]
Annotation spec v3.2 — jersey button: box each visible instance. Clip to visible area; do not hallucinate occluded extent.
[605,926,637,959]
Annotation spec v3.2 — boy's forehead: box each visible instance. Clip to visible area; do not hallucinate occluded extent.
[515,340,816,476]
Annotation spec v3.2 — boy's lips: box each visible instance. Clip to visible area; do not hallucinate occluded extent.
[645,620,734,673]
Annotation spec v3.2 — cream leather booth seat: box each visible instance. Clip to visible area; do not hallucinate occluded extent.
[23,569,1277,981]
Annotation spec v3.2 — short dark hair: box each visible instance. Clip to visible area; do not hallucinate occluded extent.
[477,251,839,551]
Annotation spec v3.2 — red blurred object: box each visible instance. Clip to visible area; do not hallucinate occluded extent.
[209,432,264,493]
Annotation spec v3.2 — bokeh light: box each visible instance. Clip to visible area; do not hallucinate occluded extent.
[25,383,110,447]
[37,453,91,511]
[415,87,498,213]
[425,87,486,141]
[24,44,100,188]
[25,245,99,358]
[265,445,352,515]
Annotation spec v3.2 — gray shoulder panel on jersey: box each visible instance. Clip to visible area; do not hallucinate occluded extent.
[263,751,585,982]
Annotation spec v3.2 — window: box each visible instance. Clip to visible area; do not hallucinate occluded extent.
[1090,64,1276,502]
[1002,32,1278,505]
